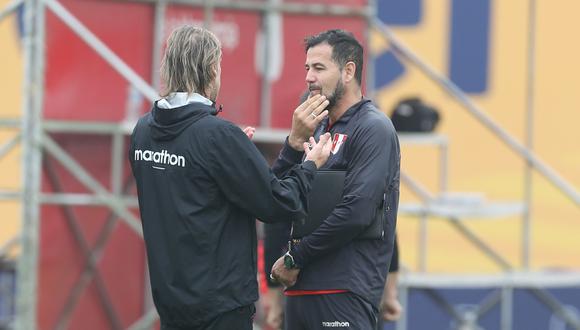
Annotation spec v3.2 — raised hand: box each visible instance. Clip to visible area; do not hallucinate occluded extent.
[243,126,255,140]
[304,133,332,169]
[288,95,329,150]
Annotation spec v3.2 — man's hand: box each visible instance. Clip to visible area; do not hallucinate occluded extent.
[304,133,332,169]
[380,272,403,322]
[380,296,402,322]
[288,95,329,150]
[243,126,255,139]
[271,256,300,288]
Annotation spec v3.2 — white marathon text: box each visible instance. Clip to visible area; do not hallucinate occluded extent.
[134,149,186,167]
[322,321,350,328]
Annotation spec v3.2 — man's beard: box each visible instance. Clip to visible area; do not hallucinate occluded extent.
[309,78,344,112]
[326,78,344,111]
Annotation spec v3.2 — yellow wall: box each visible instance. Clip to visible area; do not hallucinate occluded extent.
[374,1,580,273]
[0,0,22,255]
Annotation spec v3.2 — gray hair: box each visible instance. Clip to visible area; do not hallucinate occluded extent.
[160,25,222,97]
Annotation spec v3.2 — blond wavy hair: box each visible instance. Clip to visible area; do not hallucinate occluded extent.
[160,25,222,97]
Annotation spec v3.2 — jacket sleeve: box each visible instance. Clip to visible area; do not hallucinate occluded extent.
[206,123,316,223]
[389,235,399,273]
[271,137,305,178]
[291,117,398,267]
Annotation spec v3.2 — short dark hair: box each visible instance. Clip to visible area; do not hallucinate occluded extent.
[304,29,364,85]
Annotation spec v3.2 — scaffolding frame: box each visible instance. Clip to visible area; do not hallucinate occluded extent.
[0,1,374,329]
[397,272,580,330]
[0,0,579,329]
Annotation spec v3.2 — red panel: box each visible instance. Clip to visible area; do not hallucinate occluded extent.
[39,3,367,328]
[43,0,154,121]
[270,16,367,128]
[42,0,153,324]
[38,135,145,329]
[165,6,262,126]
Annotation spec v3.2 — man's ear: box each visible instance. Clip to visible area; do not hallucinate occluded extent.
[212,60,221,77]
[343,61,356,83]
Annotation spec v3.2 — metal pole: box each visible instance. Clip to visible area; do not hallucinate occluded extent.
[259,0,276,128]
[530,288,580,329]
[0,0,23,23]
[39,193,137,206]
[0,236,20,257]
[15,0,44,328]
[522,0,537,270]
[127,307,159,330]
[0,189,21,201]
[395,283,408,330]
[0,133,21,161]
[41,133,143,237]
[111,132,124,197]
[144,1,167,326]
[440,142,448,192]
[151,0,166,91]
[54,177,137,330]
[43,0,158,102]
[475,289,502,318]
[203,0,214,29]
[365,0,376,99]
[129,0,369,17]
[500,287,513,330]
[44,160,122,330]
[448,219,513,270]
[418,214,428,272]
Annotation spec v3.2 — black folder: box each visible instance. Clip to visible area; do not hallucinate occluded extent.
[291,170,385,240]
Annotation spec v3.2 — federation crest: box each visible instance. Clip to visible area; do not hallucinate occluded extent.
[331,133,348,155]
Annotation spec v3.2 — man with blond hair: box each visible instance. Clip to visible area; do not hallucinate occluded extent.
[129,25,331,330]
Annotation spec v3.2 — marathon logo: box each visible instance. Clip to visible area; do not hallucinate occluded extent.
[134,149,186,167]
[322,321,350,328]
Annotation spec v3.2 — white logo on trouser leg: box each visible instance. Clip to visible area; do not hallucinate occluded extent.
[322,321,350,327]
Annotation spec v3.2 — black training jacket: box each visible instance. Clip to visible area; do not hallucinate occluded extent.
[273,99,401,309]
[128,101,316,328]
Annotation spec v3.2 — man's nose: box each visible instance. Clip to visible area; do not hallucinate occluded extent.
[305,70,316,83]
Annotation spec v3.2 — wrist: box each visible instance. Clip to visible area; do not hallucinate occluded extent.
[283,251,301,269]
[303,158,319,169]
[385,292,398,301]
[302,160,317,172]
[288,134,305,151]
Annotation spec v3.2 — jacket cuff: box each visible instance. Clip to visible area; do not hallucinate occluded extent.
[280,137,305,164]
[290,242,309,268]
[301,160,317,173]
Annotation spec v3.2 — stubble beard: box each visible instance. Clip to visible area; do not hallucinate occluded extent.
[326,78,344,113]
[309,78,344,115]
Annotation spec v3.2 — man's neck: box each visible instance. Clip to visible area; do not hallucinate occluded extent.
[328,90,363,125]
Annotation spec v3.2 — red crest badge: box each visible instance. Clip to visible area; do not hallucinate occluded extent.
[331,133,348,155]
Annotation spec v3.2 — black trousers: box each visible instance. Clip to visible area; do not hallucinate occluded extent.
[161,304,255,330]
[285,293,377,330]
